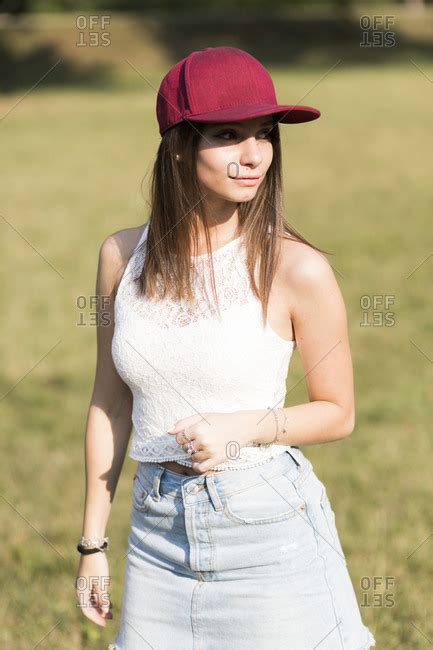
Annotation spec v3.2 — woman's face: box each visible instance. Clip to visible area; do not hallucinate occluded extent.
[195,116,274,204]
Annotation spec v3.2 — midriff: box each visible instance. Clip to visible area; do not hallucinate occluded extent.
[158,460,223,476]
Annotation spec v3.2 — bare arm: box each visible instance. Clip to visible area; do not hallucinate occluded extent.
[80,230,138,539]
[240,243,355,447]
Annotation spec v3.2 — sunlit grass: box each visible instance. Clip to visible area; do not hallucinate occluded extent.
[1,29,432,648]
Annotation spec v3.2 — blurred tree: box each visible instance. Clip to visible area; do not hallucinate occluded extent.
[1,0,431,14]
[0,0,27,14]
[405,0,425,10]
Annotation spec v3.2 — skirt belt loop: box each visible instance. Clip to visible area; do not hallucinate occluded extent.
[205,475,224,512]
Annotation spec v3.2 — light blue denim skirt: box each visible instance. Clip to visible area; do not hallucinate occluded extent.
[108,448,376,649]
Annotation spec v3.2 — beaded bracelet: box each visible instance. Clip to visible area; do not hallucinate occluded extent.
[251,407,287,447]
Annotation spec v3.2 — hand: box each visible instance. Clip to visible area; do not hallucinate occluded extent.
[75,553,113,627]
[167,411,250,473]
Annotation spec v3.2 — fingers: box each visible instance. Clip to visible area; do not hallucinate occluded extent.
[84,606,111,627]
[191,459,216,474]
[77,589,113,627]
[92,590,113,618]
[177,428,194,445]
[179,432,202,454]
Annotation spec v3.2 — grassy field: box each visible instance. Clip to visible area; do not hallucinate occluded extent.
[1,10,432,648]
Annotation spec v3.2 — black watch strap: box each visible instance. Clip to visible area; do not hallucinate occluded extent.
[77,541,108,555]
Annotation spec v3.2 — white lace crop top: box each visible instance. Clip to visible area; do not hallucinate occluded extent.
[111,221,297,471]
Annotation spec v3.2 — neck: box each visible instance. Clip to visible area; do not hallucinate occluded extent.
[193,203,240,246]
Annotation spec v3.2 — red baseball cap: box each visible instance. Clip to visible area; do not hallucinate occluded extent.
[156,46,321,137]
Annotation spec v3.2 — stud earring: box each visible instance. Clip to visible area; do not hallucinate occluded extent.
[175,154,180,161]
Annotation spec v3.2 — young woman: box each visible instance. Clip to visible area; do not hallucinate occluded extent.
[76,47,376,649]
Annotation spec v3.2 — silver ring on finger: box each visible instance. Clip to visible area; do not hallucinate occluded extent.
[186,440,196,455]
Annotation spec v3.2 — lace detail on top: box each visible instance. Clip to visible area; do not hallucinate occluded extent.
[118,226,250,329]
[112,222,297,471]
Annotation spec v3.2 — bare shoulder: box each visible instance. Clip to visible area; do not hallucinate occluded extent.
[277,235,341,314]
[98,224,147,294]
[278,235,334,286]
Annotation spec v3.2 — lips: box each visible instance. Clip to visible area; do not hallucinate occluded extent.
[229,176,261,180]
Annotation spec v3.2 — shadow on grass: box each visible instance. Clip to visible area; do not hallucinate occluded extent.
[0,10,432,94]
[0,40,113,93]
[145,10,433,69]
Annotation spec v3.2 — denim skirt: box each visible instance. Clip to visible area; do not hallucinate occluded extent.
[108,448,376,649]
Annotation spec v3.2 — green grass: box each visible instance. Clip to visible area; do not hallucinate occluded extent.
[1,14,432,648]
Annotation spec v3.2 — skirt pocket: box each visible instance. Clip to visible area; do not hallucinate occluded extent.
[223,471,307,525]
[131,472,153,513]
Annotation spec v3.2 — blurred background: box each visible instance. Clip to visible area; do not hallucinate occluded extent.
[1,1,432,647]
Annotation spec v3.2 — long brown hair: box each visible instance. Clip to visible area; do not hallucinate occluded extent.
[135,117,330,327]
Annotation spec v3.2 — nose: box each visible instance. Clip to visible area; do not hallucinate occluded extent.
[238,136,263,169]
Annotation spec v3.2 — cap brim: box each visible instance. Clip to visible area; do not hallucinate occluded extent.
[187,103,321,126]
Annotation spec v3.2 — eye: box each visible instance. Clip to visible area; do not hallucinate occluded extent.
[259,128,273,140]
[215,130,237,140]
[215,128,273,141]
